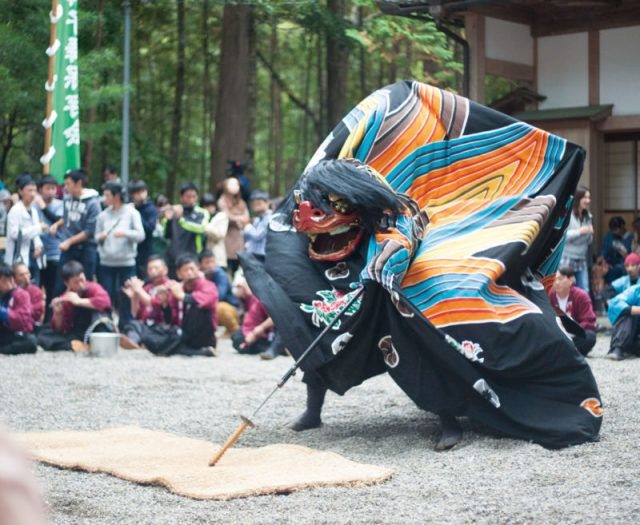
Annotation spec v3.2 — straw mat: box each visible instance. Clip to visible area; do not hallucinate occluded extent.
[17,426,393,500]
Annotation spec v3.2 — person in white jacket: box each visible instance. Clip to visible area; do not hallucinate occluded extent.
[3,174,45,275]
[95,181,145,329]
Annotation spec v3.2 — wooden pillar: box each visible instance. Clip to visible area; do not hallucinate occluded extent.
[465,13,485,103]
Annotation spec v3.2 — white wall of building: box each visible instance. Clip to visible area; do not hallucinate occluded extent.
[600,26,640,116]
[537,33,589,109]
[485,17,533,65]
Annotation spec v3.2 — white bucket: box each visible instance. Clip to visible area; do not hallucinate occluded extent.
[89,332,120,357]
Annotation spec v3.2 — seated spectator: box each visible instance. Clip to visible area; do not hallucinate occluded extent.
[136,254,218,357]
[0,261,37,355]
[606,282,640,361]
[12,262,45,326]
[243,190,272,262]
[601,216,633,284]
[37,261,111,352]
[547,265,597,357]
[95,181,145,330]
[231,275,284,360]
[611,253,640,294]
[198,250,239,336]
[120,255,178,349]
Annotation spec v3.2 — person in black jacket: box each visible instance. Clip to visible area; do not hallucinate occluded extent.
[128,180,158,279]
[162,182,209,278]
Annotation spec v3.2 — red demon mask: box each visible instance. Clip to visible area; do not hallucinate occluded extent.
[292,193,364,262]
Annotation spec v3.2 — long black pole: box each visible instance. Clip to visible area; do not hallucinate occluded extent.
[250,285,365,420]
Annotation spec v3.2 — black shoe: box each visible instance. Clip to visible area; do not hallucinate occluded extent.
[287,410,322,431]
[260,344,280,360]
[435,414,462,451]
[607,348,625,361]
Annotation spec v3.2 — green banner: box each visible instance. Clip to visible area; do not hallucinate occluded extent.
[49,0,81,182]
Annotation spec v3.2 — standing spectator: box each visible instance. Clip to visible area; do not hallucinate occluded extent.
[216,177,249,275]
[102,164,120,184]
[50,169,101,285]
[37,260,111,352]
[244,190,272,262]
[152,194,171,258]
[163,182,209,276]
[0,261,37,355]
[128,180,157,278]
[4,174,45,273]
[202,193,229,270]
[601,216,633,284]
[34,175,63,318]
[199,250,239,336]
[95,181,145,330]
[226,160,251,202]
[0,188,11,237]
[120,255,179,349]
[560,186,593,292]
[12,262,45,326]
[547,265,597,357]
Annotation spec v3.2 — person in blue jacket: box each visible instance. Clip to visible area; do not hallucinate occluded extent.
[607,281,640,360]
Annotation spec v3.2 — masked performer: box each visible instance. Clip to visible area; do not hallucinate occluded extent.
[242,80,602,450]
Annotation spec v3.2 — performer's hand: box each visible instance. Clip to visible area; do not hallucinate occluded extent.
[360,238,409,292]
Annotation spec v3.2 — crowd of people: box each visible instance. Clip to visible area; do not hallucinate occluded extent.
[548,184,640,360]
[3,170,640,363]
[0,163,284,360]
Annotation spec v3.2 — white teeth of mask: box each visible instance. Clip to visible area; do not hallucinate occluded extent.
[329,225,350,236]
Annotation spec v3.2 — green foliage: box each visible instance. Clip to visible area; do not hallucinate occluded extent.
[0,0,465,195]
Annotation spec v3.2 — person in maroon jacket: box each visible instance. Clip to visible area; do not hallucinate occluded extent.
[230,274,284,359]
[548,265,597,356]
[120,255,180,348]
[138,253,218,356]
[12,262,45,326]
[36,260,112,351]
[0,262,37,355]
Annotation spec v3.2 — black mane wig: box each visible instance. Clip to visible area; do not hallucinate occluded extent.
[280,159,410,233]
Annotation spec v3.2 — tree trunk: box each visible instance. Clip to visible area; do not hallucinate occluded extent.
[325,0,349,132]
[166,0,186,198]
[201,0,211,192]
[0,112,16,180]
[268,17,283,197]
[82,0,104,182]
[209,4,253,191]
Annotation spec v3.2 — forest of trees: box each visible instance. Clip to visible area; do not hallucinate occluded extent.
[0,0,466,199]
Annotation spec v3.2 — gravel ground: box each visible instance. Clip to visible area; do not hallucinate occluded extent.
[1,326,638,524]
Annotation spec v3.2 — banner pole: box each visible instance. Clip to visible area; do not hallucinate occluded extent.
[43,0,60,175]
